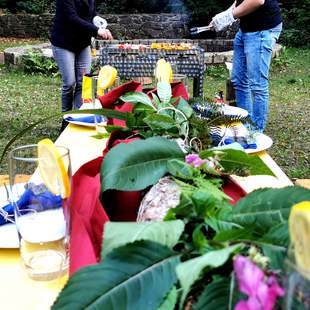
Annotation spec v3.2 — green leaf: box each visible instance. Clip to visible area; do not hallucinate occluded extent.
[101,220,185,259]
[206,217,242,233]
[151,93,161,108]
[133,102,155,114]
[205,207,241,233]
[101,137,185,191]
[91,132,110,139]
[167,159,195,180]
[167,192,194,218]
[259,222,289,269]
[120,92,155,110]
[176,244,243,306]
[52,241,180,310]
[192,224,208,253]
[262,244,286,270]
[176,97,193,119]
[143,113,178,133]
[200,149,274,176]
[214,227,257,243]
[157,82,172,104]
[193,277,234,310]
[105,125,130,133]
[259,222,289,247]
[156,286,178,310]
[232,186,310,232]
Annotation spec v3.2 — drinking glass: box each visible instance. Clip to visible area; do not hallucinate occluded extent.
[92,75,120,134]
[172,73,189,90]
[282,250,310,309]
[9,144,71,281]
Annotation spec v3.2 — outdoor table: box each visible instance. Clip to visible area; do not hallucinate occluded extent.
[0,107,293,309]
[0,117,108,309]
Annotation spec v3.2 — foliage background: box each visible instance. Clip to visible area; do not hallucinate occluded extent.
[0,0,309,47]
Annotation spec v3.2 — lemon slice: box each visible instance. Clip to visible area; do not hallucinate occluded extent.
[97,65,117,95]
[37,139,71,199]
[289,201,310,276]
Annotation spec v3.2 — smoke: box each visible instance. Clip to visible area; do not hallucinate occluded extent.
[165,0,191,16]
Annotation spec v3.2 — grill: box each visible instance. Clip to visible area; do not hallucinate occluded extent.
[97,39,205,97]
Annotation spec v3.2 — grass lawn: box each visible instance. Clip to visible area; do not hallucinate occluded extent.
[0,39,309,179]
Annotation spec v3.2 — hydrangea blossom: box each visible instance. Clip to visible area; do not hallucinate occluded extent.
[234,255,284,310]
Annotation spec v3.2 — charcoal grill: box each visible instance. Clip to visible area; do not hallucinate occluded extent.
[97,39,205,97]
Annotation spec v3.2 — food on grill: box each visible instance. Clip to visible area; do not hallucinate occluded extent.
[100,40,205,97]
[151,42,192,50]
[116,43,147,50]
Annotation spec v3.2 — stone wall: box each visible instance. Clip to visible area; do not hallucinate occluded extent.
[0,13,237,41]
[0,13,189,39]
[1,13,239,67]
[0,14,53,38]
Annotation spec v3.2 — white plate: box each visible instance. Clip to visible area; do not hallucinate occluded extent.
[212,132,273,154]
[220,104,249,118]
[194,103,249,119]
[244,133,273,154]
[63,114,107,128]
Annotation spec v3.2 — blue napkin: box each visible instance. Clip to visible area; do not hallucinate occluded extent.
[64,115,106,123]
[0,188,62,226]
[224,137,257,149]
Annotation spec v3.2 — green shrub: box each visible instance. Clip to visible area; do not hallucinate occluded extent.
[21,50,58,76]
[0,0,55,14]
[280,0,310,47]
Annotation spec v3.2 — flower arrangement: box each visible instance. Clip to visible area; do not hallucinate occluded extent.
[46,79,310,309]
[2,71,309,309]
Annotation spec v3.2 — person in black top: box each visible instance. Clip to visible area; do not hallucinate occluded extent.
[50,0,113,118]
[210,0,282,132]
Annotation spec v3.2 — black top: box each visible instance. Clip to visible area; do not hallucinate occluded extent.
[50,0,98,53]
[236,0,282,32]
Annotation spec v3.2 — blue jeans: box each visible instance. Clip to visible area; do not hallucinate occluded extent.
[231,23,282,132]
[52,45,91,112]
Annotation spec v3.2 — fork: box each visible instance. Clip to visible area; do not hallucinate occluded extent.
[190,25,213,35]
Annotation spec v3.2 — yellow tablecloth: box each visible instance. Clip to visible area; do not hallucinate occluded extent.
[0,122,292,309]
[0,123,107,310]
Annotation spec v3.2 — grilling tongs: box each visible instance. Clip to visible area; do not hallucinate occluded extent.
[190,25,214,35]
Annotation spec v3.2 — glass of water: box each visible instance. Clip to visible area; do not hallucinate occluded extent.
[282,249,310,309]
[9,144,71,281]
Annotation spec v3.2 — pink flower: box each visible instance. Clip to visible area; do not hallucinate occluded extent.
[185,154,200,164]
[234,255,284,310]
[185,154,207,168]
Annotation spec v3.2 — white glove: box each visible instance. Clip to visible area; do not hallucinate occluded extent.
[93,16,107,29]
[212,6,236,32]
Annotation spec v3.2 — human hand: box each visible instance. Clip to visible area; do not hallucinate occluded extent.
[212,6,236,32]
[98,28,113,40]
